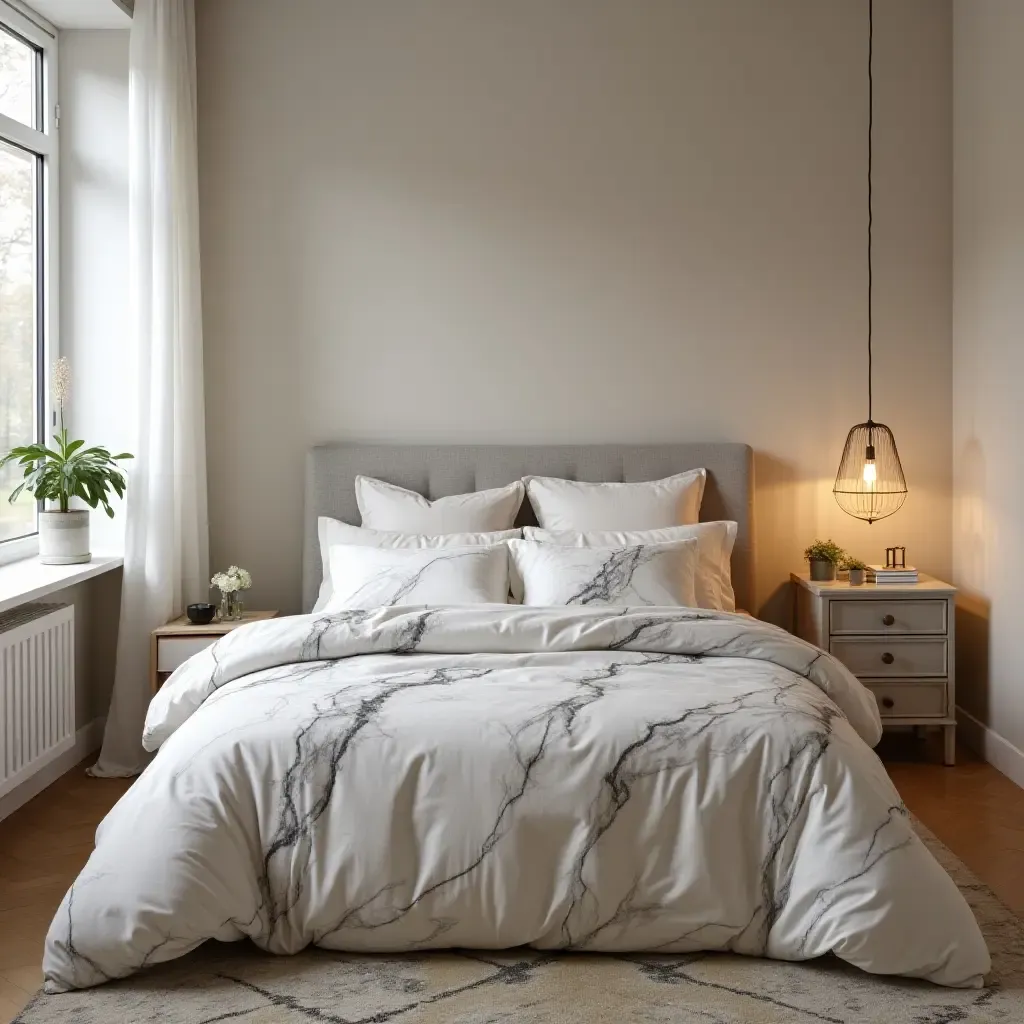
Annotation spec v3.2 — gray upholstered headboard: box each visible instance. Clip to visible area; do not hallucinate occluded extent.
[303,444,754,613]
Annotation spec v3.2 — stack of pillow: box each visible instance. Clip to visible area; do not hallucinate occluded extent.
[315,470,738,615]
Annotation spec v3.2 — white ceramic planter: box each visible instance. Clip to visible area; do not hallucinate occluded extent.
[39,509,91,565]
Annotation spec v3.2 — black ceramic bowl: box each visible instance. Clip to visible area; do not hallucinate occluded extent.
[186,603,217,625]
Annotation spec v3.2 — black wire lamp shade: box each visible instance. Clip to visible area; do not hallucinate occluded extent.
[833,421,907,524]
[833,0,908,525]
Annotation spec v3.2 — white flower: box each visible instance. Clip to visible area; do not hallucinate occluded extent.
[211,566,252,594]
[52,357,71,408]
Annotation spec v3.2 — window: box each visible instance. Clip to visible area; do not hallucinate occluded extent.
[0,7,56,561]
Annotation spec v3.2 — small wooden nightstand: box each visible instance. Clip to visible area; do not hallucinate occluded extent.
[791,573,957,765]
[150,610,279,693]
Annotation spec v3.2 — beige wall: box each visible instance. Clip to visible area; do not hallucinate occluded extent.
[952,0,1024,778]
[197,0,952,621]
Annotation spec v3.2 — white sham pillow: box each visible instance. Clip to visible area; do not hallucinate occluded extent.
[322,544,510,612]
[508,538,699,608]
[313,519,521,612]
[356,476,525,533]
[522,521,738,612]
[523,469,706,531]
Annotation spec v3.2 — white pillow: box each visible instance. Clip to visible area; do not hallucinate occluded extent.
[524,470,706,531]
[356,476,524,533]
[522,522,738,612]
[313,519,521,612]
[322,544,510,612]
[508,538,699,608]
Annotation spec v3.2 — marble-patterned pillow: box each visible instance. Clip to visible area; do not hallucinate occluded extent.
[323,544,510,611]
[508,539,699,608]
[313,520,521,612]
[522,522,737,611]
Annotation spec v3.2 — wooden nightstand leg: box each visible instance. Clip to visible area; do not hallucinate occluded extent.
[943,725,956,767]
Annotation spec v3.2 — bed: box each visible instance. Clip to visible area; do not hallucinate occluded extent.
[42,443,990,992]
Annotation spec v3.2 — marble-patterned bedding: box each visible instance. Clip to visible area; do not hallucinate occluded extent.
[43,606,989,992]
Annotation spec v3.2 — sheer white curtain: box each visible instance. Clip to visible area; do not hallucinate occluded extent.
[91,0,209,776]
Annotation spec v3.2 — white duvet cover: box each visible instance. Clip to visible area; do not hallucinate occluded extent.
[43,606,989,992]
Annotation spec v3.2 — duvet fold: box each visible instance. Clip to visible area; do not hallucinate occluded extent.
[43,606,990,992]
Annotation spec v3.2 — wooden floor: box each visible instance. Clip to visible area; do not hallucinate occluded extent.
[881,731,1024,918]
[1,737,1022,1021]
[0,769,132,1021]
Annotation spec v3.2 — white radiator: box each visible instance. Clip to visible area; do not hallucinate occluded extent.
[0,603,75,800]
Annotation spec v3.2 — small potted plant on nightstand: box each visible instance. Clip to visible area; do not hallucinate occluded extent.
[0,359,133,564]
[804,539,846,582]
[843,557,868,586]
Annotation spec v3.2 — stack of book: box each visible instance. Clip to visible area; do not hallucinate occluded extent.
[867,565,919,584]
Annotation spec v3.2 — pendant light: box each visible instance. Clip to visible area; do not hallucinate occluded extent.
[833,0,907,525]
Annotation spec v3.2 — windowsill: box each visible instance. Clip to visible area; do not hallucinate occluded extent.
[0,555,124,617]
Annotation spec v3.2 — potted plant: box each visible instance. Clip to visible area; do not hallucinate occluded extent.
[843,557,868,586]
[0,359,133,564]
[804,539,846,582]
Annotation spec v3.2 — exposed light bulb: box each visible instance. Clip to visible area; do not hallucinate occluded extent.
[863,459,876,484]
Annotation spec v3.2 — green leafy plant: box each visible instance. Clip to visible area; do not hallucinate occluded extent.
[0,358,133,518]
[804,539,847,565]
[842,556,867,571]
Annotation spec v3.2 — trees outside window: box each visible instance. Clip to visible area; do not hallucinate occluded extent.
[0,14,57,557]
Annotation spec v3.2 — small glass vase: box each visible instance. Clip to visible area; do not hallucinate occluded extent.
[219,591,243,622]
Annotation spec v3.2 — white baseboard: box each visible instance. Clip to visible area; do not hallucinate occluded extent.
[0,716,106,823]
[956,705,1024,790]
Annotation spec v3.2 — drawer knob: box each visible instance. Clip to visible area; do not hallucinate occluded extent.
[881,652,895,665]
[882,614,895,626]
[881,696,895,709]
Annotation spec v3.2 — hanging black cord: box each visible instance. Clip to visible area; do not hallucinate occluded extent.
[867,0,873,426]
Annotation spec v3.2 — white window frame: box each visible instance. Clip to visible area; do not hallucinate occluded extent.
[0,0,59,567]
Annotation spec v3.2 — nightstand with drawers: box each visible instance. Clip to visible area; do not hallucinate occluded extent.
[791,573,956,765]
[150,610,279,693]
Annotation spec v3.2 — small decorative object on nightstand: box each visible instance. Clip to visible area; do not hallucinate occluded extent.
[885,546,907,568]
[804,539,846,583]
[186,602,216,625]
[150,610,278,693]
[211,565,252,621]
[844,558,867,586]
[792,572,957,766]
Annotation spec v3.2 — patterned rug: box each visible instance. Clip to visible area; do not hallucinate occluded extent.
[17,820,1024,1023]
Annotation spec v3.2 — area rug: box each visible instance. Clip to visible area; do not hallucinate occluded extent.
[16,820,1024,1023]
